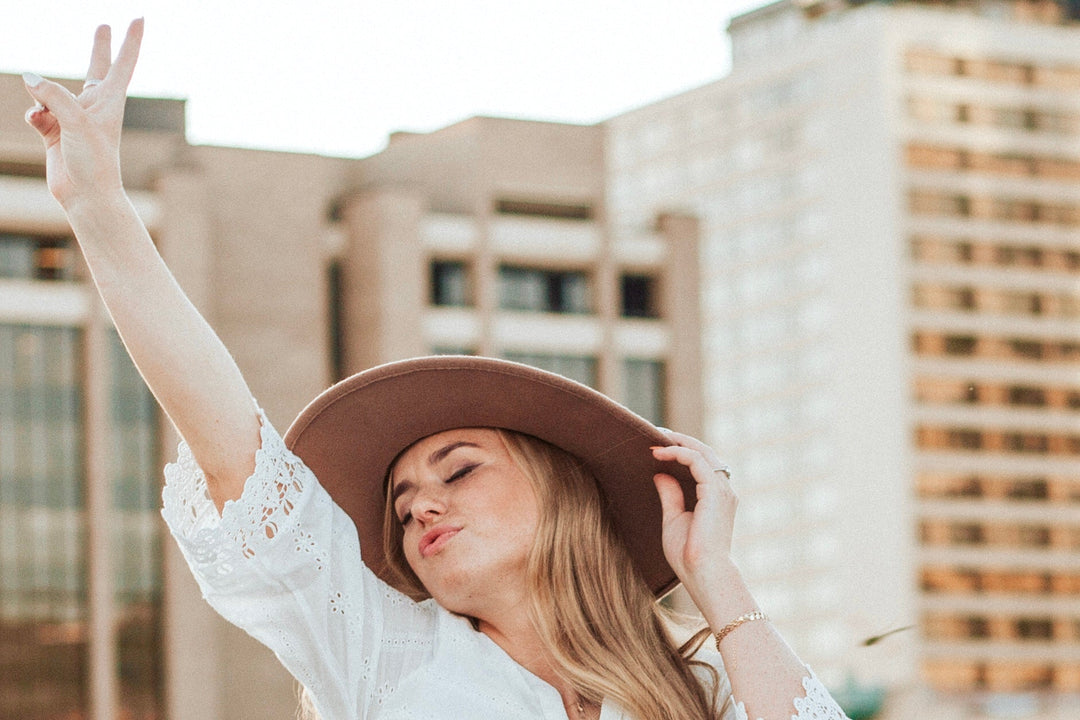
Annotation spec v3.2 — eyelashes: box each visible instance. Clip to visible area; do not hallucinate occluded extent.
[446,464,477,483]
[397,463,479,524]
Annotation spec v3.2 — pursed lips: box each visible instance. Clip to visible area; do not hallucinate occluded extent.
[419,525,462,558]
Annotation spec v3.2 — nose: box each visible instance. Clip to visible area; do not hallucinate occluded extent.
[409,488,446,525]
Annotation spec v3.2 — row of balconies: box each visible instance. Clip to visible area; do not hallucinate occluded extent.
[910,234,1080,272]
[912,331,1080,363]
[921,565,1080,596]
[917,472,1080,504]
[923,659,1080,693]
[912,282,1080,319]
[914,376,1080,410]
[920,519,1080,550]
[916,425,1080,456]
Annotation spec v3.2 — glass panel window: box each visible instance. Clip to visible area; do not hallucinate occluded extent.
[622,359,666,425]
[0,324,86,719]
[0,326,161,719]
[0,235,75,281]
[498,266,591,314]
[108,331,161,719]
[502,352,597,388]
[430,260,471,307]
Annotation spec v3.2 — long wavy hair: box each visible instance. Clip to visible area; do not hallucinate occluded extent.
[376,428,726,720]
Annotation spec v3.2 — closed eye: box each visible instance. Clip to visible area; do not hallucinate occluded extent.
[446,464,478,483]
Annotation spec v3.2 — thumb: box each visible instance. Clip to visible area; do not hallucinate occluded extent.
[653,473,686,525]
[23,73,82,124]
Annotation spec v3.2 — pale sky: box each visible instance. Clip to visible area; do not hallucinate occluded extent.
[2,1,763,158]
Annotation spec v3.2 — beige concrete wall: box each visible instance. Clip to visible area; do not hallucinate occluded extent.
[340,186,429,371]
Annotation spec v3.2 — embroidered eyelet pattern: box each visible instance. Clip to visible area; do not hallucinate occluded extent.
[732,670,849,720]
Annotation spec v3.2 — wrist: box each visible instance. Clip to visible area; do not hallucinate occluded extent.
[684,560,761,632]
[62,187,130,220]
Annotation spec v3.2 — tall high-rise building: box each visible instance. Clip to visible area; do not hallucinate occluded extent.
[606,1,1080,716]
[0,75,701,718]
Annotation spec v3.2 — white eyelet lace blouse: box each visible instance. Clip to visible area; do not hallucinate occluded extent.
[161,409,849,720]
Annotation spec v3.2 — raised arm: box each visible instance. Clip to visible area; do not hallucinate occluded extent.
[652,432,849,720]
[23,20,259,510]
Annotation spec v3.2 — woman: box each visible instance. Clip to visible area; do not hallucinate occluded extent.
[23,20,851,720]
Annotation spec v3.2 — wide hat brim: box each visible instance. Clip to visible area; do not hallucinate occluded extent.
[283,355,696,598]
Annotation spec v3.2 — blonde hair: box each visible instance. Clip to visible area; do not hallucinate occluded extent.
[380,429,725,720]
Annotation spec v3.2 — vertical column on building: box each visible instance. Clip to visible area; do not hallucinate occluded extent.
[656,212,704,439]
[595,202,619,399]
[84,293,117,720]
[340,187,428,371]
[155,169,225,720]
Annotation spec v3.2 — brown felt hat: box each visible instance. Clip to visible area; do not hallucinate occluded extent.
[283,355,696,598]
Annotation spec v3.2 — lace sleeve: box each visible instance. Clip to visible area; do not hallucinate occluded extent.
[161,407,438,720]
[730,670,850,720]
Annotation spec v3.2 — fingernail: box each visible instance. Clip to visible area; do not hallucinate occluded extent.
[649,446,665,451]
[22,72,44,88]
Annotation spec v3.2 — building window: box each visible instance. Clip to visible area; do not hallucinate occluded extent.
[502,352,597,388]
[495,198,592,221]
[430,260,472,307]
[1008,479,1049,500]
[1009,386,1047,406]
[951,523,985,545]
[431,346,477,357]
[106,330,163,718]
[0,234,75,281]
[1017,618,1054,640]
[619,274,659,319]
[0,325,161,719]
[944,335,978,356]
[498,266,591,314]
[622,359,665,426]
[327,260,345,382]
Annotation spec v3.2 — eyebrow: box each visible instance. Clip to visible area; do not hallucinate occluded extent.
[390,440,482,504]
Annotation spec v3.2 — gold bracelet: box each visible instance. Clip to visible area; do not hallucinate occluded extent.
[714,611,768,650]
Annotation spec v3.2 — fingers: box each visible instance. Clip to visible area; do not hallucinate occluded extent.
[86,25,112,86]
[23,74,81,124]
[658,429,724,468]
[24,104,59,139]
[653,474,686,524]
[106,18,144,91]
[652,444,722,485]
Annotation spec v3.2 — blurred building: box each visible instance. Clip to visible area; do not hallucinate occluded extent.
[606,0,1080,717]
[0,73,701,718]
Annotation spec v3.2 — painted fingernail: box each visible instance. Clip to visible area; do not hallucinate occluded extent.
[22,72,44,88]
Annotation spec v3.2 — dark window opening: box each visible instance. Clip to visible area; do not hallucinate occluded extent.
[430,260,471,307]
[327,260,346,382]
[945,335,978,355]
[1017,618,1053,640]
[495,199,592,221]
[1009,386,1046,406]
[1008,479,1049,500]
[620,274,659,318]
[951,523,985,544]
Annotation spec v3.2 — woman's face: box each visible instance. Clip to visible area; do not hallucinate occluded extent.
[389,428,540,612]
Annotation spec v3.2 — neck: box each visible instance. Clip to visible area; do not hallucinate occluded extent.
[476,607,592,715]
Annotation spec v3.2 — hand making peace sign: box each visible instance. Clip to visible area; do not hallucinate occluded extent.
[23,19,144,209]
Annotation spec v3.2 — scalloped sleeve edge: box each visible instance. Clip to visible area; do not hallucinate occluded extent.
[161,405,312,584]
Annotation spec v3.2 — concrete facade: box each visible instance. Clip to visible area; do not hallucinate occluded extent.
[605,1,1080,717]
